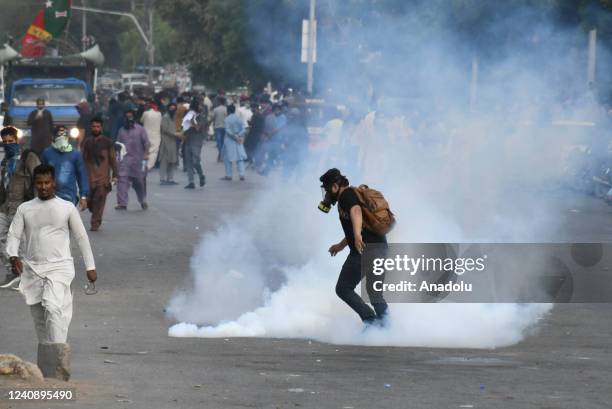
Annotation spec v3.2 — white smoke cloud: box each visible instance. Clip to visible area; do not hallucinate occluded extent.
[166,2,605,347]
[169,239,551,348]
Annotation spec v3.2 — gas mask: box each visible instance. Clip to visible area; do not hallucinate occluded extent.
[318,184,338,213]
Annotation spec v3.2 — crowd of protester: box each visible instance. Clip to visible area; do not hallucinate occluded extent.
[97,88,311,181]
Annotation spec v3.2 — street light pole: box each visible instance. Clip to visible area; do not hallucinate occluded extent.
[71,5,151,50]
[81,0,87,51]
[72,4,155,83]
[147,2,155,84]
[587,28,597,90]
[307,0,316,95]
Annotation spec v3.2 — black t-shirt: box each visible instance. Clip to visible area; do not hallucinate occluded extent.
[338,188,386,253]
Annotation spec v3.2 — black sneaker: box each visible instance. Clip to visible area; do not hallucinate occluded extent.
[184,183,195,189]
[199,174,206,187]
[362,316,386,331]
[141,202,149,211]
[0,273,20,289]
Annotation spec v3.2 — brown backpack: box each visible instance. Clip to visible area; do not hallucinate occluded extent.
[352,185,396,236]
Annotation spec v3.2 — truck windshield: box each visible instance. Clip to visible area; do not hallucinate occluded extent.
[12,84,87,107]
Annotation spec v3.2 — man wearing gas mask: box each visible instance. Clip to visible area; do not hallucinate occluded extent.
[319,168,388,326]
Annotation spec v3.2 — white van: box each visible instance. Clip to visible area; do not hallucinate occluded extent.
[121,73,149,89]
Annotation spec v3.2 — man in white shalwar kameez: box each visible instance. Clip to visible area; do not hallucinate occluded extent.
[6,163,97,380]
[142,103,162,170]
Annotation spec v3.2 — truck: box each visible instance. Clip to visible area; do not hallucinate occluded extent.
[1,44,104,144]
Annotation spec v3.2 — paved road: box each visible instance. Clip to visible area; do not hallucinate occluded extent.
[1,145,611,409]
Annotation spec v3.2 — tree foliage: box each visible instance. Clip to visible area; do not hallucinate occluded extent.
[118,14,181,71]
[3,0,612,90]
[157,0,266,89]
[158,0,612,90]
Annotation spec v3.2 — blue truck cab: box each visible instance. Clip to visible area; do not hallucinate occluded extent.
[8,77,91,138]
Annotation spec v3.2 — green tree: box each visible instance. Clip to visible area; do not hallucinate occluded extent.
[118,14,180,71]
[158,0,267,89]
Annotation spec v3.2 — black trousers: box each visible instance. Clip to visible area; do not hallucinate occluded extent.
[184,139,204,184]
[336,251,388,322]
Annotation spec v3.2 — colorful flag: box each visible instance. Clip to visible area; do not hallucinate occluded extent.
[21,0,72,57]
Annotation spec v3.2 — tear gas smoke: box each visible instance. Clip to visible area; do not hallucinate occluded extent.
[167,2,608,347]
[167,162,552,348]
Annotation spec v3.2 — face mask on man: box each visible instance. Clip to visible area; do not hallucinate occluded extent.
[125,117,135,129]
[3,142,19,176]
[52,131,73,153]
[3,143,19,158]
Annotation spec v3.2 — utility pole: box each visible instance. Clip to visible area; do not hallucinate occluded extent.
[587,28,597,90]
[81,0,87,51]
[147,1,155,84]
[470,56,479,112]
[71,5,152,67]
[307,0,316,95]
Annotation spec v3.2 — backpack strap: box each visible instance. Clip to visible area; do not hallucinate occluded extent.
[350,185,368,209]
